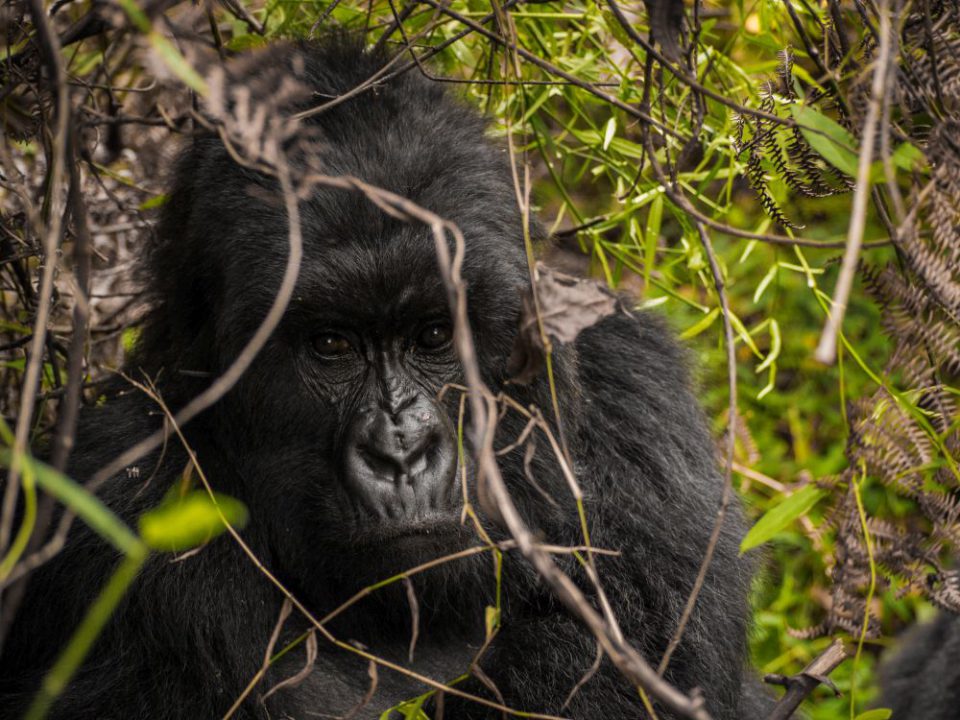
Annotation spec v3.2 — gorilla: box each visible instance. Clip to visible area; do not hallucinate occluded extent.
[878,611,960,718]
[0,40,766,719]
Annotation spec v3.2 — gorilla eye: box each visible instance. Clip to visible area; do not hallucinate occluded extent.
[416,322,453,351]
[312,333,353,359]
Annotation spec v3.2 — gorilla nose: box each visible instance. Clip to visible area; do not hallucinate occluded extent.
[357,429,437,481]
[344,403,458,518]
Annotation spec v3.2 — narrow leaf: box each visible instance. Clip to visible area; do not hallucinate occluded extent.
[679,307,720,340]
[147,31,209,95]
[139,490,248,552]
[644,194,663,291]
[854,710,893,720]
[890,142,926,171]
[790,104,859,177]
[602,117,616,151]
[0,450,142,556]
[741,484,826,552]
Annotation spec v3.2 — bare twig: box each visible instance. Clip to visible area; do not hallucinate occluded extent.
[814,0,894,364]
[410,188,712,718]
[416,0,683,140]
[2,152,306,588]
[0,0,71,563]
[764,639,848,720]
[605,0,799,128]
[51,132,93,473]
[219,0,264,35]
[403,577,420,664]
[0,126,94,649]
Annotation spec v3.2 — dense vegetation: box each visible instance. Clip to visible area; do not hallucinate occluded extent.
[1,1,958,717]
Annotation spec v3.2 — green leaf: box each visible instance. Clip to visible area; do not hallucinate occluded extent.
[753,264,778,304]
[114,0,206,94]
[602,116,616,151]
[485,604,501,639]
[855,710,893,720]
[890,142,926,171]
[741,484,826,552]
[138,193,169,211]
[644,193,663,290]
[790,104,859,177]
[114,0,150,32]
[147,31,209,95]
[226,34,269,52]
[380,695,432,720]
[679,307,720,340]
[0,320,31,334]
[121,326,141,354]
[0,450,143,557]
[139,490,248,552]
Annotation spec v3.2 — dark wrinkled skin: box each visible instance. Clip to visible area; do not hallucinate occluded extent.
[0,41,771,719]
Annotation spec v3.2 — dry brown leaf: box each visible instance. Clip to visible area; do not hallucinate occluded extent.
[508,263,619,384]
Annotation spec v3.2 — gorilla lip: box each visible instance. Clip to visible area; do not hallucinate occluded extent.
[365,516,464,543]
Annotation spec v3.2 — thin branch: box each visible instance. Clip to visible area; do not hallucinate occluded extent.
[0,0,70,561]
[2,150,306,588]
[133,379,566,720]
[398,183,713,718]
[764,639,848,720]
[416,0,684,140]
[814,0,894,364]
[605,0,799,128]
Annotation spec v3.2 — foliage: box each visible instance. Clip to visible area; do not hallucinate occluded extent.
[1,0,958,718]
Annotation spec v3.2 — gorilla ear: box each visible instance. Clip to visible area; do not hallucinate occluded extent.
[506,290,546,385]
[506,265,619,385]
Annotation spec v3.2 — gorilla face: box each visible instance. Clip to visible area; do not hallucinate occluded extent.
[332,319,460,527]
[202,188,522,602]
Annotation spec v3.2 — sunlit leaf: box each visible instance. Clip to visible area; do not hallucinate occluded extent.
[140,490,248,552]
[602,116,616,151]
[854,710,893,720]
[485,605,501,639]
[679,307,720,340]
[741,484,826,552]
[790,104,859,177]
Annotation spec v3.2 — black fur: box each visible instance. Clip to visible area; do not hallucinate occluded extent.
[878,612,960,718]
[0,41,766,719]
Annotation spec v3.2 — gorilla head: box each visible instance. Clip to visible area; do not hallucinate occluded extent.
[134,42,537,601]
[0,39,765,720]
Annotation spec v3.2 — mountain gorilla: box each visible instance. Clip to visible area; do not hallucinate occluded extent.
[0,41,766,718]
[878,611,960,718]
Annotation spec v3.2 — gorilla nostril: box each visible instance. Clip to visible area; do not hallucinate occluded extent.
[357,446,402,483]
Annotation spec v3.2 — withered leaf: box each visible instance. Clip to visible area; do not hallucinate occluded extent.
[261,629,318,701]
[507,263,620,384]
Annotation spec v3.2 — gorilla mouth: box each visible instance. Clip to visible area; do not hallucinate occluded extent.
[357,516,467,546]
